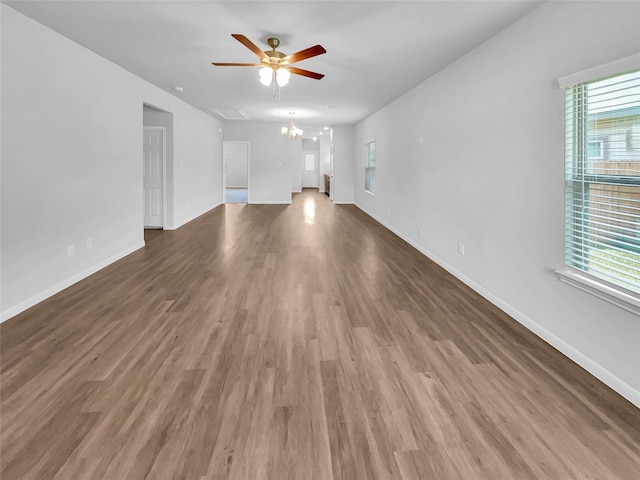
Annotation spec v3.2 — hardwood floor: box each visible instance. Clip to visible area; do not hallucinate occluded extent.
[2,190,639,479]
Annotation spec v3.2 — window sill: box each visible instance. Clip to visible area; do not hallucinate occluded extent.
[555,268,640,316]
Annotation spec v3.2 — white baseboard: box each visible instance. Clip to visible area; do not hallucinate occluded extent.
[355,203,640,409]
[249,201,291,205]
[1,241,145,323]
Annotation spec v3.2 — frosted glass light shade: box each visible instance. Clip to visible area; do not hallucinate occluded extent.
[259,67,273,86]
[276,68,291,87]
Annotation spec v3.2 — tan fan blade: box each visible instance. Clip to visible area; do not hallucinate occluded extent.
[288,67,324,80]
[281,45,326,65]
[231,34,270,61]
[212,62,262,67]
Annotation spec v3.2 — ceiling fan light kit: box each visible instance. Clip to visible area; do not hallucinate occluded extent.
[212,34,326,88]
[258,66,291,87]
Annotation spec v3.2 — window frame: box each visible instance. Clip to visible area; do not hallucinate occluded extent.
[557,55,640,315]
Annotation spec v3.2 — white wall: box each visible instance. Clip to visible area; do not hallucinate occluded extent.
[1,5,222,320]
[319,135,331,176]
[332,125,355,204]
[318,136,331,193]
[225,143,248,188]
[223,122,300,204]
[354,0,640,406]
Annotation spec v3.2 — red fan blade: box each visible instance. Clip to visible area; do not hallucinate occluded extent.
[281,45,326,65]
[212,62,262,67]
[288,67,324,80]
[231,34,269,61]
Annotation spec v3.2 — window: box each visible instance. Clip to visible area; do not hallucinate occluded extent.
[563,68,640,301]
[365,141,375,194]
[587,139,604,159]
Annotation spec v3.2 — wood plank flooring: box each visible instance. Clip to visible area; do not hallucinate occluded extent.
[2,190,639,479]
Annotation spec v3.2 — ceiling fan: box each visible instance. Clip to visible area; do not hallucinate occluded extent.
[212,34,326,86]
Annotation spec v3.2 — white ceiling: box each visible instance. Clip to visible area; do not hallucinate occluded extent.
[4,0,544,135]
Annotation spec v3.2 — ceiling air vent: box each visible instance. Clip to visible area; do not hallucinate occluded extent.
[208,108,250,120]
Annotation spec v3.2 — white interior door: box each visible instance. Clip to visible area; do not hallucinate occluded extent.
[302,154,318,188]
[143,127,164,228]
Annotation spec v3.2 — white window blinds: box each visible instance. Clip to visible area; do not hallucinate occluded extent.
[564,68,640,295]
[365,141,376,194]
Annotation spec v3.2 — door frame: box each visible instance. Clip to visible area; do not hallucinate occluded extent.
[222,141,251,204]
[143,126,167,229]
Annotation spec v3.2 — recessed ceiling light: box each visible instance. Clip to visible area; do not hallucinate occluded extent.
[173,86,184,92]
[318,132,324,135]
[323,127,329,130]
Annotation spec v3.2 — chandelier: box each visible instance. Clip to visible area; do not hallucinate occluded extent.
[281,112,304,140]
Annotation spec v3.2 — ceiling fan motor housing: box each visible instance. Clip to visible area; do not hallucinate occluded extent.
[265,38,285,64]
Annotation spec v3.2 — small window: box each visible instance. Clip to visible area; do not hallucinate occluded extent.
[365,141,376,194]
[587,139,603,159]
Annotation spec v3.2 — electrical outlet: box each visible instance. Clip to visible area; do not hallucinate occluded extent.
[86,238,93,250]
[67,245,75,257]
[387,207,391,215]
[458,242,465,255]
[418,230,424,238]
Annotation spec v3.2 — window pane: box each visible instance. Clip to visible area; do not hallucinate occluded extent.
[565,69,640,294]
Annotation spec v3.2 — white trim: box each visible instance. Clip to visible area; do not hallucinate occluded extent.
[1,242,145,323]
[558,53,640,89]
[250,201,291,205]
[556,268,640,317]
[355,202,640,409]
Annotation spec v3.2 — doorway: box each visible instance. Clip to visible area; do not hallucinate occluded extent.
[223,141,250,203]
[303,153,318,188]
[143,126,165,228]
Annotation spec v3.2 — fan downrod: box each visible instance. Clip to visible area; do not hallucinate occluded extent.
[266,38,285,60]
